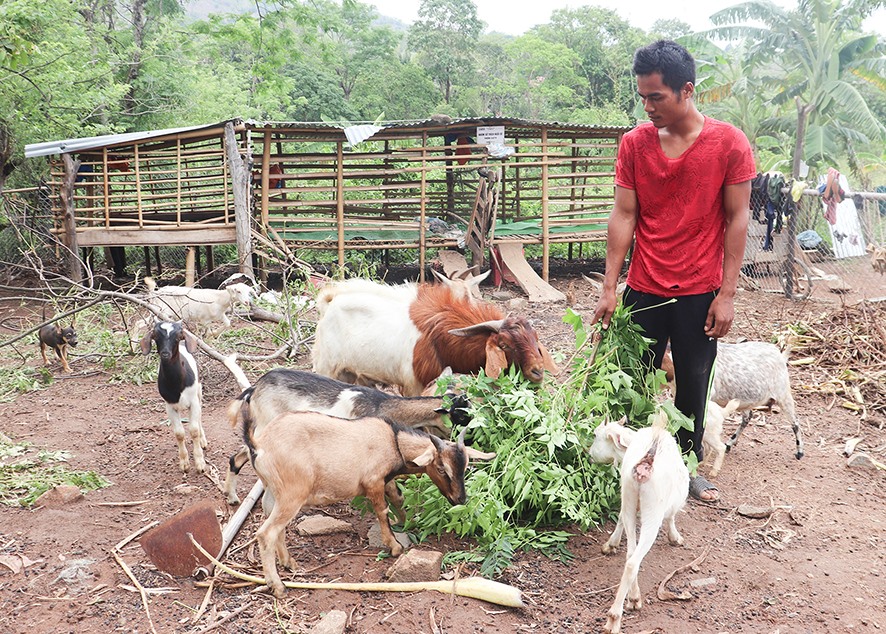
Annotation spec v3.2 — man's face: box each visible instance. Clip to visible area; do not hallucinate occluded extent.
[636,72,692,128]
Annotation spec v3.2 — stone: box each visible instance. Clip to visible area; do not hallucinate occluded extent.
[736,504,774,519]
[507,297,529,311]
[366,522,410,551]
[34,485,83,508]
[296,515,353,536]
[309,609,347,634]
[384,548,443,583]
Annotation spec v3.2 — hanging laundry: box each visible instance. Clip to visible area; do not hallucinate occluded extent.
[821,167,843,225]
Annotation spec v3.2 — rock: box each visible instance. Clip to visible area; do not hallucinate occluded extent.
[34,485,83,508]
[309,609,347,634]
[736,504,774,519]
[296,515,353,536]
[491,291,513,301]
[366,522,410,551]
[689,577,717,588]
[507,297,529,311]
[846,452,886,471]
[384,549,443,582]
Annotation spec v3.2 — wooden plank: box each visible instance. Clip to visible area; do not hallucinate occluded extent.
[76,227,237,247]
[493,243,566,303]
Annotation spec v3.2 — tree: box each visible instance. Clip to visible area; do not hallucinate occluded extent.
[704,0,886,178]
[533,7,646,114]
[408,0,484,104]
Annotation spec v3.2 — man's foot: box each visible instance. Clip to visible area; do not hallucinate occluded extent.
[689,475,720,503]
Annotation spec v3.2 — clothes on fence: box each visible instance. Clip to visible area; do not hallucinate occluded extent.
[820,167,844,225]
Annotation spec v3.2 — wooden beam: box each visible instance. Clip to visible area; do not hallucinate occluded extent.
[60,154,83,282]
[75,227,237,247]
[336,141,345,270]
[540,127,550,281]
[225,122,255,279]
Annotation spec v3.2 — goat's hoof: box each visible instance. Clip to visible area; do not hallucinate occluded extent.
[268,583,285,599]
[795,451,804,460]
[227,496,241,506]
[601,543,616,555]
[626,596,642,612]
[603,613,621,634]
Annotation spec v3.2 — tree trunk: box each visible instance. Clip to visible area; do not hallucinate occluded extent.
[225,123,255,279]
[123,0,147,118]
[61,154,83,282]
[792,97,814,179]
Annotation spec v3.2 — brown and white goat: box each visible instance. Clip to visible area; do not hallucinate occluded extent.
[312,280,557,396]
[140,321,206,473]
[241,405,494,598]
[223,367,471,506]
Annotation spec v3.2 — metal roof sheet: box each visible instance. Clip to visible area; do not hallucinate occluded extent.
[24,119,241,159]
[25,117,630,159]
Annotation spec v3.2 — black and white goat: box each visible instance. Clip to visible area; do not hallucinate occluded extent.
[140,321,206,473]
[223,368,470,506]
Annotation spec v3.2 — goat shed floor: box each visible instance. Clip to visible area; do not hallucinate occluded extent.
[0,268,884,634]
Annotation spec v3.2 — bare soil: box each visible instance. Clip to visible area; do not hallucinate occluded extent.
[0,265,884,634]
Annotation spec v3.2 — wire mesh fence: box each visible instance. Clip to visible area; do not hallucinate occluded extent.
[743,182,885,303]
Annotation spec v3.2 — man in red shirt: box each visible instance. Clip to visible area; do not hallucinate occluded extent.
[593,40,756,503]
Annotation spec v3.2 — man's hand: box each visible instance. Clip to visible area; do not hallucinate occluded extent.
[593,290,618,330]
[704,293,735,338]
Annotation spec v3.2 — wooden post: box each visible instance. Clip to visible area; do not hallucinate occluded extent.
[60,154,83,282]
[540,127,550,281]
[176,138,182,225]
[134,144,143,227]
[102,148,110,228]
[185,246,196,286]
[336,141,345,270]
[224,122,255,279]
[419,132,428,282]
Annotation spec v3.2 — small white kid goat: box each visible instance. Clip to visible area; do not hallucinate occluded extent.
[587,412,689,634]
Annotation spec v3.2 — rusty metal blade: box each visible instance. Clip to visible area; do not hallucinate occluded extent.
[140,500,222,577]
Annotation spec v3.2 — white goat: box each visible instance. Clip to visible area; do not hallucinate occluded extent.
[144,277,254,335]
[662,341,803,460]
[586,412,689,634]
[702,399,740,477]
[140,321,206,473]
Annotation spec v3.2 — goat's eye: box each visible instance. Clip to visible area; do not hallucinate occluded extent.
[499,343,509,351]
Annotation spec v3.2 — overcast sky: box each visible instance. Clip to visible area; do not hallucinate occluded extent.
[369,0,886,37]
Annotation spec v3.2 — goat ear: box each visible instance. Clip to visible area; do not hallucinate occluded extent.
[465,447,496,461]
[182,330,199,354]
[607,428,630,450]
[409,445,436,467]
[539,342,559,373]
[449,319,504,337]
[139,329,154,355]
[484,339,507,379]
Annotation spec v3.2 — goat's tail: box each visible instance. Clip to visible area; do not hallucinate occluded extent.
[315,283,342,317]
[240,397,259,460]
[144,276,157,292]
[632,435,660,484]
[227,386,255,428]
[651,409,669,430]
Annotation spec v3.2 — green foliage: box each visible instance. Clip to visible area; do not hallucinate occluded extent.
[0,366,52,403]
[0,435,111,507]
[401,302,674,576]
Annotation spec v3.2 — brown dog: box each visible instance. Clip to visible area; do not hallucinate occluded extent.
[38,324,78,373]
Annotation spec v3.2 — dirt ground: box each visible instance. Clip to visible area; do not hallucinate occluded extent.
[0,263,884,634]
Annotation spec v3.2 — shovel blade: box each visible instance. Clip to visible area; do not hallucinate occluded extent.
[140,500,222,577]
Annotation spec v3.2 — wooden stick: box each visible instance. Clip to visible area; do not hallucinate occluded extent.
[112,550,158,634]
[188,536,524,607]
[190,602,251,634]
[657,545,711,601]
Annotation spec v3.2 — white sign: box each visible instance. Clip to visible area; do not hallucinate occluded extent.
[476,126,505,146]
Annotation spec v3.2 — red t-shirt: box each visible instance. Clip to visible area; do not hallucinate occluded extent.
[616,117,756,297]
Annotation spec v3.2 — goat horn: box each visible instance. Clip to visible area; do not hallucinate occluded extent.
[457,425,468,447]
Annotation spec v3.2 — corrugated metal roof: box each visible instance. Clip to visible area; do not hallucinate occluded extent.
[246,117,631,134]
[24,119,242,159]
[24,117,631,159]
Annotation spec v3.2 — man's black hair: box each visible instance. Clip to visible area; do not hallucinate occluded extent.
[632,40,696,94]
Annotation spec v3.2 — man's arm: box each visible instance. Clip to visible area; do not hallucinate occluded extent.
[705,179,751,338]
[592,185,639,329]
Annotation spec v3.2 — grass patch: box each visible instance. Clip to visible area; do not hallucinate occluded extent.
[0,434,111,507]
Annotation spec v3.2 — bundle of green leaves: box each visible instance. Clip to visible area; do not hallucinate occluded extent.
[401,302,689,576]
